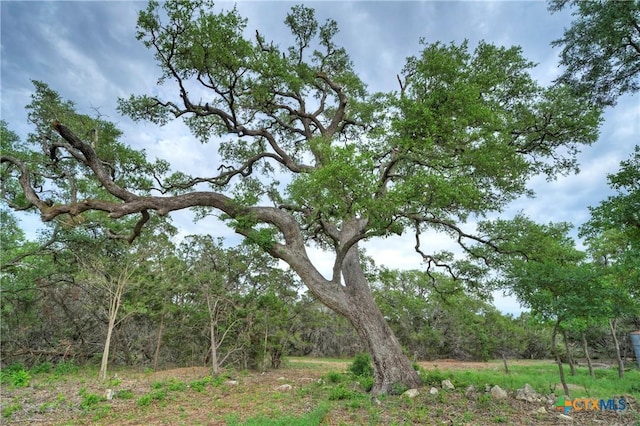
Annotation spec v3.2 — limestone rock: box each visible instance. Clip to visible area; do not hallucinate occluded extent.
[225,380,239,386]
[465,385,477,398]
[441,379,455,390]
[490,385,508,399]
[403,388,420,398]
[275,384,292,391]
[429,387,439,395]
[516,383,538,402]
[532,406,546,415]
[557,413,573,421]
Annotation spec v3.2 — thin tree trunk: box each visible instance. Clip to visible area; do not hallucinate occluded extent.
[609,318,624,378]
[552,319,569,397]
[205,293,219,375]
[501,353,510,374]
[262,306,269,372]
[100,288,122,381]
[580,331,594,377]
[153,312,165,371]
[563,329,576,376]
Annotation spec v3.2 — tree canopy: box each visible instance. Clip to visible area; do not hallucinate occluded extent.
[550,0,640,106]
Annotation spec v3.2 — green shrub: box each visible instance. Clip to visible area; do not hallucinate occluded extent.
[189,377,211,392]
[420,368,446,386]
[31,362,53,374]
[11,369,31,388]
[79,388,104,410]
[348,353,373,378]
[328,384,360,401]
[325,371,343,383]
[166,379,187,392]
[53,360,78,376]
[137,389,167,407]
[0,364,31,387]
[357,375,374,392]
[115,389,135,399]
[2,403,22,418]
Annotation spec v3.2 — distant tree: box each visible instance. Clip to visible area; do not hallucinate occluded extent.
[580,147,640,377]
[476,216,599,396]
[1,2,602,393]
[549,0,640,106]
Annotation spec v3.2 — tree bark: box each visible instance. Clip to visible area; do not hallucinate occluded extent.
[270,218,422,394]
[205,293,220,375]
[338,238,422,394]
[563,329,576,376]
[552,320,570,397]
[580,331,594,377]
[153,312,164,371]
[609,318,624,378]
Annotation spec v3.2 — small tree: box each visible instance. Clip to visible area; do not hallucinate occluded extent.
[476,216,600,396]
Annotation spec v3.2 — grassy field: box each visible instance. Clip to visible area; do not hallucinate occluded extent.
[1,357,639,425]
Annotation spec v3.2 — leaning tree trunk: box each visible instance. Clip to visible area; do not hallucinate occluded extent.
[271,217,421,394]
[563,330,576,376]
[552,319,570,397]
[580,331,594,377]
[609,318,624,378]
[338,240,422,394]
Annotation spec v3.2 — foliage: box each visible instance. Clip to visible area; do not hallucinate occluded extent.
[580,146,640,311]
[226,402,330,426]
[348,353,374,378]
[549,0,640,106]
[79,388,104,410]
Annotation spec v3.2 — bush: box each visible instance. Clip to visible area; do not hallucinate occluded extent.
[31,362,53,374]
[348,353,373,378]
[420,368,446,386]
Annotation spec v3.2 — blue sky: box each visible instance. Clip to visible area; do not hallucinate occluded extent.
[1,1,638,315]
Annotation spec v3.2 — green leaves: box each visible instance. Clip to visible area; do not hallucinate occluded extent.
[550,0,640,106]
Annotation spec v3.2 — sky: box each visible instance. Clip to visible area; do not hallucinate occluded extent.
[1,1,639,316]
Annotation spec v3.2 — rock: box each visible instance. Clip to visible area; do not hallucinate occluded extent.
[532,406,546,415]
[516,383,538,402]
[275,384,292,391]
[490,385,508,400]
[106,389,114,401]
[465,385,477,398]
[557,413,573,421]
[429,387,439,395]
[403,388,420,398]
[277,376,286,381]
[225,380,239,386]
[441,379,455,390]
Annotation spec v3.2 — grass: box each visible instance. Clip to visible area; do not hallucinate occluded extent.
[0,358,638,425]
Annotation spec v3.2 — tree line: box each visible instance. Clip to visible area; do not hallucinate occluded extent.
[1,200,638,380]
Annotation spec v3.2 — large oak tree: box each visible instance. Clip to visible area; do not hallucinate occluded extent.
[1,1,602,393]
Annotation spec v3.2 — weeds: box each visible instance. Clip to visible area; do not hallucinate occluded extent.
[2,403,22,418]
[79,387,104,410]
[226,402,329,426]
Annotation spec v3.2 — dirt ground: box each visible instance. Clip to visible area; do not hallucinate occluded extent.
[1,358,637,426]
